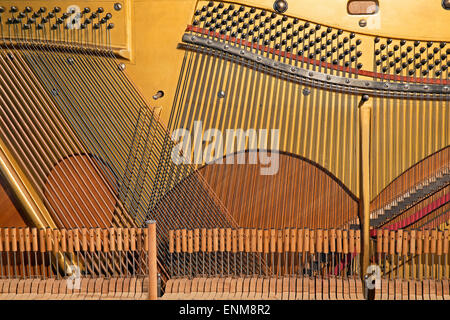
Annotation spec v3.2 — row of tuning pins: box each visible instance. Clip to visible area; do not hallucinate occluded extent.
[0,6,114,47]
[190,1,363,78]
[374,37,450,81]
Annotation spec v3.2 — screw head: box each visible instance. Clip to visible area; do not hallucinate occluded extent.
[114,3,122,11]
[273,0,288,14]
[359,19,367,27]
[118,63,126,71]
[302,87,311,96]
[218,90,226,98]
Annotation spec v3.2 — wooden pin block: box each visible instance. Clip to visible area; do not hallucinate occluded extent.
[219,228,225,252]
[188,230,193,254]
[194,229,200,253]
[304,229,311,254]
[130,228,136,252]
[181,229,187,253]
[251,228,257,253]
[290,229,297,253]
[238,228,245,254]
[225,228,231,253]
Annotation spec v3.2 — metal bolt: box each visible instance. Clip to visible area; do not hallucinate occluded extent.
[273,0,288,14]
[359,19,367,28]
[153,90,164,100]
[443,0,450,9]
[114,3,122,11]
[302,88,311,96]
[218,90,226,98]
[118,63,126,71]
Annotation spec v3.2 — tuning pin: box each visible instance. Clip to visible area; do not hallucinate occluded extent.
[337,29,343,35]
[27,18,35,24]
[93,23,100,29]
[374,37,380,43]
[387,38,392,45]
[440,42,446,48]
[380,44,386,50]
[394,45,399,51]
[41,17,48,23]
[406,46,413,52]
[400,40,406,46]
[107,23,114,29]
[18,12,26,19]
[414,40,420,47]
[408,70,415,76]
[420,47,426,54]
[100,17,107,24]
[427,41,433,48]
[11,6,18,13]
[36,23,43,30]
[97,7,104,14]
[53,7,61,13]
[0,6,4,13]
[84,18,92,25]
[61,13,69,19]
